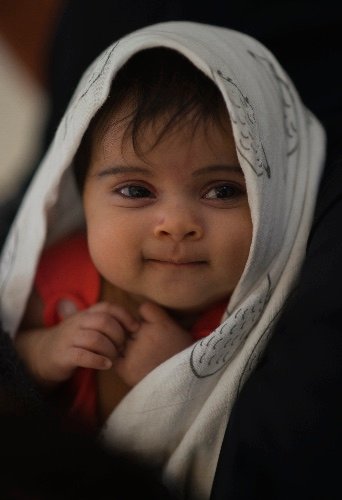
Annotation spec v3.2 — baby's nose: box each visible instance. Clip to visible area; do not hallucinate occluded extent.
[153,207,203,242]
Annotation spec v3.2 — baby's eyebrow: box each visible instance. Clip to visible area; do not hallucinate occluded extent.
[192,164,243,177]
[94,164,243,178]
[95,165,152,178]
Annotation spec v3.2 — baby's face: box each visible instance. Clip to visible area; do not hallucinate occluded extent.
[82,110,252,315]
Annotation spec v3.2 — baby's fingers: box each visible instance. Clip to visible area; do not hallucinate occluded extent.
[139,301,174,325]
[89,302,140,333]
[75,328,121,359]
[68,346,112,370]
[79,312,127,348]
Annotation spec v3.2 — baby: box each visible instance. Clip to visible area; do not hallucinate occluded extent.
[1,22,324,498]
[15,47,252,427]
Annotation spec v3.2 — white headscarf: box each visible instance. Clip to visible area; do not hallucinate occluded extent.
[0,21,325,499]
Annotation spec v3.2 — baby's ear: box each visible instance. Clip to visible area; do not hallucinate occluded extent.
[57,300,79,319]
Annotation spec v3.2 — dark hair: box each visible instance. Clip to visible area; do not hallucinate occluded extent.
[74,47,228,189]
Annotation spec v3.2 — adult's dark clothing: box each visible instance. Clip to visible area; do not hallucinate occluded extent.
[211,154,342,499]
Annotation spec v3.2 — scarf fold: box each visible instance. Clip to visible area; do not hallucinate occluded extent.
[0,21,325,499]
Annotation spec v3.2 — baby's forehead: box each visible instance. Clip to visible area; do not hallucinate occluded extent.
[93,101,234,155]
[92,110,235,166]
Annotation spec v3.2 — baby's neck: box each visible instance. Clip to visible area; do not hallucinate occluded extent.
[100,281,142,320]
[167,308,202,330]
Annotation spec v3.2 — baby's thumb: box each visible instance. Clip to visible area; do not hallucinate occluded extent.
[138,302,171,324]
[57,299,79,319]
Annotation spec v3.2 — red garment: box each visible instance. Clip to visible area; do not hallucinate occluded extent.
[35,232,100,430]
[35,232,226,429]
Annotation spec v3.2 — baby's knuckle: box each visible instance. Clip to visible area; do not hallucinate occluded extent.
[72,348,87,366]
[85,329,103,349]
[98,301,112,313]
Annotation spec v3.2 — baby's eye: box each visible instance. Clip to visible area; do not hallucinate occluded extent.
[117,185,153,198]
[204,183,242,200]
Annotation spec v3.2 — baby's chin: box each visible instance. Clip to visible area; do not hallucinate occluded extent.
[162,296,230,326]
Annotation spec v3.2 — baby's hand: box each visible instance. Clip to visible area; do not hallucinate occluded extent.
[114,302,193,387]
[17,302,139,387]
